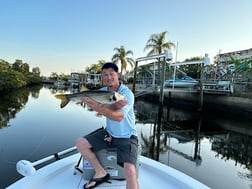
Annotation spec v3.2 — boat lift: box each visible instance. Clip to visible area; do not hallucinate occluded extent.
[132,51,172,98]
[133,51,172,160]
[169,54,233,93]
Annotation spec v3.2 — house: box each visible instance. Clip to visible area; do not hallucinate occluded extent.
[218,48,252,64]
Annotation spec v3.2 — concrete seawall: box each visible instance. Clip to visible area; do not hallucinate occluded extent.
[135,89,252,121]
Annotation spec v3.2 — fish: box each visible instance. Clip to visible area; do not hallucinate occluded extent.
[55,90,126,108]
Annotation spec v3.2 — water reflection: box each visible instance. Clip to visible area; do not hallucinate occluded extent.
[0,85,42,128]
[43,84,70,95]
[1,86,252,188]
[135,99,252,181]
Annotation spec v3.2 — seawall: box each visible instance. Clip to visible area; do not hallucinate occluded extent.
[136,90,252,121]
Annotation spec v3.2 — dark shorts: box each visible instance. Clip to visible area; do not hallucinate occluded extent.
[84,127,138,167]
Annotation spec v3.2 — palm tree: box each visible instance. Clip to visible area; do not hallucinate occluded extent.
[138,65,152,86]
[96,59,106,74]
[144,31,175,85]
[111,45,135,77]
[85,60,106,74]
[86,64,100,73]
[230,56,252,80]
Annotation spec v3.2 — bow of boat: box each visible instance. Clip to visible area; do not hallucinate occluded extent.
[7,153,210,189]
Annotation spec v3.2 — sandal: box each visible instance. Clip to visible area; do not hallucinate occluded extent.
[83,174,110,188]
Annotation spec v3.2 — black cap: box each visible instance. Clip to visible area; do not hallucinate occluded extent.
[101,62,118,72]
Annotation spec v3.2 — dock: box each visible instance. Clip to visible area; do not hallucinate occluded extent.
[132,84,252,121]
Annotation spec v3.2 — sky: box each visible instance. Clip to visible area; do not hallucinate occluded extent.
[1,0,252,76]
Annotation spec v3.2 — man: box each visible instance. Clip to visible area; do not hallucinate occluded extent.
[76,62,139,189]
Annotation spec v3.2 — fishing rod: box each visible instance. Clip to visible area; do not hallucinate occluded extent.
[16,146,77,177]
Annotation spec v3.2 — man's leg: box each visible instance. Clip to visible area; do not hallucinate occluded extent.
[76,137,107,178]
[124,162,139,189]
[114,136,139,189]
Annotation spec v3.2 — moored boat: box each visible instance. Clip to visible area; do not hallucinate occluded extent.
[164,76,198,88]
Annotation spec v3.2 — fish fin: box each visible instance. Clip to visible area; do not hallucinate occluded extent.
[76,102,82,105]
[55,94,69,108]
[80,85,88,91]
[60,101,69,108]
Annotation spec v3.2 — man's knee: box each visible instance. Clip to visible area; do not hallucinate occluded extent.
[124,163,137,178]
[76,137,90,149]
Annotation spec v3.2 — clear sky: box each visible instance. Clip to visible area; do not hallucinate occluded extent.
[1,0,251,76]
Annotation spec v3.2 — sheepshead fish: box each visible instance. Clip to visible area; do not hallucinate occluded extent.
[55,90,126,108]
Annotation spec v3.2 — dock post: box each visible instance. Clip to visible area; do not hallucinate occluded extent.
[132,61,138,95]
[199,62,204,112]
[199,54,210,112]
[156,57,167,160]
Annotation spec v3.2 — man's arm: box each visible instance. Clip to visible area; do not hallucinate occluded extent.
[107,100,128,110]
[82,97,127,122]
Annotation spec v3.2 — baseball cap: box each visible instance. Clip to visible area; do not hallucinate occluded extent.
[101,62,119,72]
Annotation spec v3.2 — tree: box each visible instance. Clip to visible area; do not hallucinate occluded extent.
[138,65,152,85]
[112,45,135,76]
[230,56,252,79]
[0,69,27,91]
[12,59,23,72]
[144,31,175,85]
[96,60,106,73]
[0,60,11,70]
[87,64,100,73]
[0,59,42,91]
[180,56,203,79]
[86,60,106,74]
[32,67,41,75]
[50,72,58,80]
[12,60,30,75]
[21,63,30,76]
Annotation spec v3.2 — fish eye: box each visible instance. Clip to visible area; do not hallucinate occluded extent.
[113,96,117,101]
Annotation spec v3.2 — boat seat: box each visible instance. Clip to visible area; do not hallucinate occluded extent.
[74,146,141,181]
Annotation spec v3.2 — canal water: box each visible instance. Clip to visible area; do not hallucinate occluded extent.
[0,86,251,189]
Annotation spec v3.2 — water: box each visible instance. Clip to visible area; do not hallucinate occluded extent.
[0,86,251,189]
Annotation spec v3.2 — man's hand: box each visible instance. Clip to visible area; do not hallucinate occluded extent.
[82,97,125,121]
[82,97,100,111]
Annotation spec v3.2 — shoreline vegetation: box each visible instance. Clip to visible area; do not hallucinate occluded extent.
[0,59,42,92]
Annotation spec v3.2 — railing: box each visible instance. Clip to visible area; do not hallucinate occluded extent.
[203,80,233,93]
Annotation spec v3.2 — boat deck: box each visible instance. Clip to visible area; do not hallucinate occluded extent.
[7,153,210,189]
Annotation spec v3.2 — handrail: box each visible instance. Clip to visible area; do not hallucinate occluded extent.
[16,146,77,177]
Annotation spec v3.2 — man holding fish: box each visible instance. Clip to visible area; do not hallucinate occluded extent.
[75,62,139,189]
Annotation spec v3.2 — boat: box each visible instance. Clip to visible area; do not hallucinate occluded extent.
[6,146,210,189]
[164,76,198,88]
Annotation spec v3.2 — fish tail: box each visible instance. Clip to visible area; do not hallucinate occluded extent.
[55,94,69,108]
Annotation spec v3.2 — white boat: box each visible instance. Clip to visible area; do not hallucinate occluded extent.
[6,147,210,189]
[164,76,198,88]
